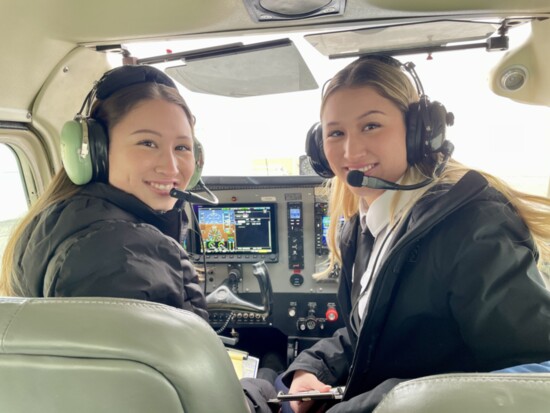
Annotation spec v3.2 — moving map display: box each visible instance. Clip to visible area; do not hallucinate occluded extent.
[193,203,277,256]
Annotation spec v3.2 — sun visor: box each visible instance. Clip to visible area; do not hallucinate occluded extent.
[305,20,501,58]
[364,0,550,13]
[163,39,318,97]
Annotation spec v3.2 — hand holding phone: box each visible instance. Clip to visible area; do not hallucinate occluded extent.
[268,386,345,403]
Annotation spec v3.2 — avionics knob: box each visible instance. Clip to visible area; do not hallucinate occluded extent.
[325,307,339,322]
[288,306,297,317]
[306,317,317,330]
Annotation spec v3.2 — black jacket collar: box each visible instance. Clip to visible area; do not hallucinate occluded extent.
[80,183,187,243]
[340,170,489,254]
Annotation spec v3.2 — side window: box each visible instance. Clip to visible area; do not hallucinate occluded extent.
[0,144,28,263]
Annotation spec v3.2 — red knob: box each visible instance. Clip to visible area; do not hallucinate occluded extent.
[325,307,338,322]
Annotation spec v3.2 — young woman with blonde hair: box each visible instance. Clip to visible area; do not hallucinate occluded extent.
[281,55,550,413]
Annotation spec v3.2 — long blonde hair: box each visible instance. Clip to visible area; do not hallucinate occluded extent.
[318,57,550,280]
[0,81,195,296]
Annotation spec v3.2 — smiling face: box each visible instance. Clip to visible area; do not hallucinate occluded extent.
[108,98,195,211]
[322,86,408,205]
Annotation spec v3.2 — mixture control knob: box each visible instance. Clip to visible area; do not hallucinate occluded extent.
[325,307,339,322]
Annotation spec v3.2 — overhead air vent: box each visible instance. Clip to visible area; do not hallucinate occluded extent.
[243,0,345,22]
[499,65,529,91]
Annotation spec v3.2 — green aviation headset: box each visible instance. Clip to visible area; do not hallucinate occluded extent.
[60,65,204,189]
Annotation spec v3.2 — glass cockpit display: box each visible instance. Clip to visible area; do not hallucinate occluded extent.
[192,203,278,262]
[314,202,345,256]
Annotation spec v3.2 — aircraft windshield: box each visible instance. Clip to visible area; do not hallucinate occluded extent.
[121,25,550,196]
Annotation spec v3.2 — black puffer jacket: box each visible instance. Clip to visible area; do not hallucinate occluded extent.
[283,171,550,411]
[13,182,208,320]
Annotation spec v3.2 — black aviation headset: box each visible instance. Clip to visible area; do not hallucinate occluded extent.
[60,65,204,190]
[305,54,455,191]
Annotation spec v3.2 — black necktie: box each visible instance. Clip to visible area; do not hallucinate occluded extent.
[351,227,374,305]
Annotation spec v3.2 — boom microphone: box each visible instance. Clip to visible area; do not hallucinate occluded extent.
[346,140,454,191]
[170,179,219,205]
[346,170,432,191]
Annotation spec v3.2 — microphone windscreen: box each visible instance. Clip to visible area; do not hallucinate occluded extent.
[347,170,365,187]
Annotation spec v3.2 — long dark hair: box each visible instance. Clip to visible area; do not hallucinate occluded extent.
[1,81,195,295]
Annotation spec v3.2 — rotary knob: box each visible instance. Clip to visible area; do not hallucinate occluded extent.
[325,307,339,322]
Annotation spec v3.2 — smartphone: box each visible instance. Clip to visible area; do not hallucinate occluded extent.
[269,387,345,402]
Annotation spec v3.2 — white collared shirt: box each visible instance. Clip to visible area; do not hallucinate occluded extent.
[355,187,419,320]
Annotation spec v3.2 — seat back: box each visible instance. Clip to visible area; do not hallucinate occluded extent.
[374,372,550,413]
[0,297,248,413]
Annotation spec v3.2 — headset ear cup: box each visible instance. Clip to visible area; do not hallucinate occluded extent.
[305,123,334,178]
[425,101,448,153]
[406,103,422,166]
[60,119,94,185]
[407,99,450,168]
[186,137,204,190]
[86,118,109,183]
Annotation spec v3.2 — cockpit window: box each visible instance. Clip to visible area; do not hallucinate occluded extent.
[0,144,28,263]
[120,26,549,196]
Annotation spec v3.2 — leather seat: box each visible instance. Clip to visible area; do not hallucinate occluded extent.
[0,297,248,413]
[374,372,550,413]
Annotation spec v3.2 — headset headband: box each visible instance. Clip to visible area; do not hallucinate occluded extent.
[96,65,177,100]
[357,54,425,97]
[76,65,178,119]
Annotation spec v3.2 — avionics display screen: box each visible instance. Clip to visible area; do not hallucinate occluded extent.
[322,215,345,242]
[192,203,278,259]
[314,204,345,256]
[321,215,331,248]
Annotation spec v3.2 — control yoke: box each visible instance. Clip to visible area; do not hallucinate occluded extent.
[206,261,273,316]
